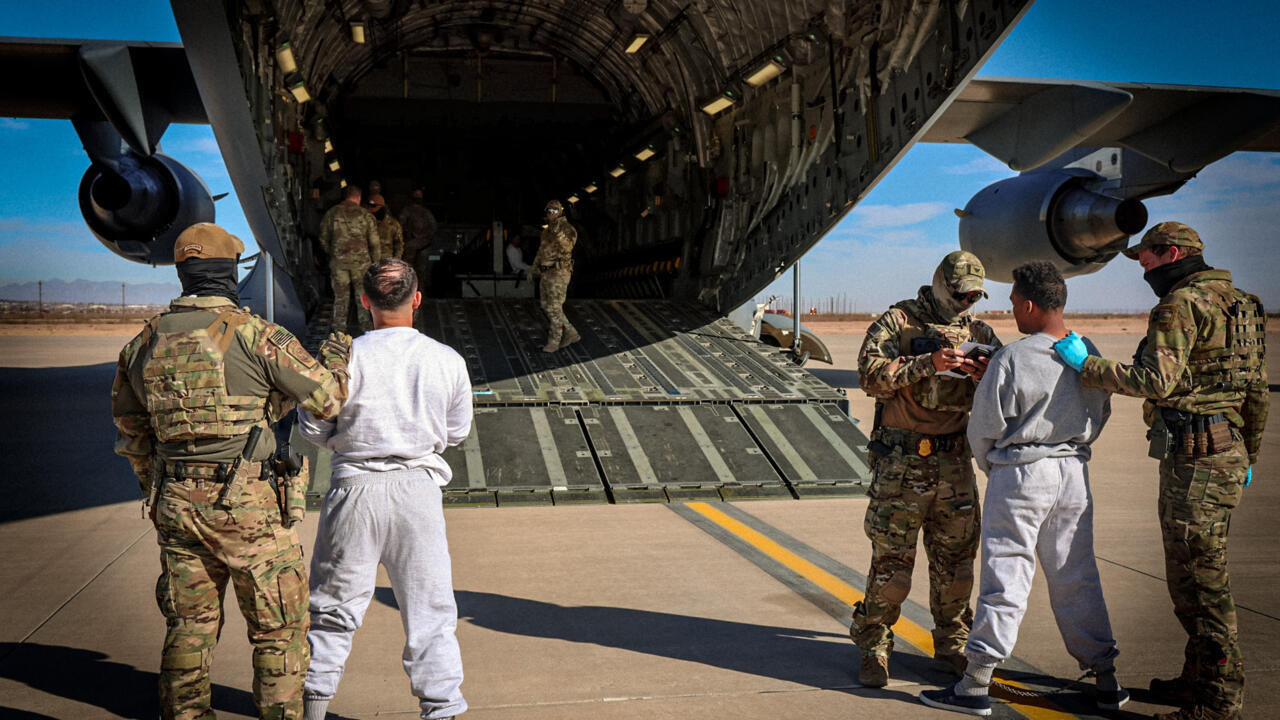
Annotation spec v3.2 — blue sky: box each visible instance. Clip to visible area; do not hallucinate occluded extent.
[1,1,1278,311]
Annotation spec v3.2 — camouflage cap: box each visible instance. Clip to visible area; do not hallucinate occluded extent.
[174,222,245,262]
[1122,221,1204,259]
[545,199,564,214]
[938,250,987,296]
[367,194,387,208]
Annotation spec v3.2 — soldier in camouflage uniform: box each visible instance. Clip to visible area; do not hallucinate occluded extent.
[367,194,404,261]
[321,185,381,333]
[853,250,1001,687]
[1055,222,1268,720]
[400,189,438,293]
[531,199,579,352]
[112,223,353,720]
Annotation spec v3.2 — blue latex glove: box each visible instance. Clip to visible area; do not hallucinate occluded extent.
[1245,467,1253,488]
[1053,331,1088,371]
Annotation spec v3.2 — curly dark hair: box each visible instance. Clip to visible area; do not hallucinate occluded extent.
[1011,261,1067,310]
[362,258,418,310]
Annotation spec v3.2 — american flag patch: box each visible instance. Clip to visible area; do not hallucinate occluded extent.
[268,327,294,347]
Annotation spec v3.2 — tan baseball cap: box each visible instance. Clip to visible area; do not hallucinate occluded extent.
[173,223,245,262]
[1122,221,1204,259]
[939,250,988,297]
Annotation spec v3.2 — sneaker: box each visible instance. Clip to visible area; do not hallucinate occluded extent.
[558,330,581,350]
[932,651,968,677]
[858,653,889,688]
[919,686,992,716]
[1096,685,1130,710]
[1150,676,1195,708]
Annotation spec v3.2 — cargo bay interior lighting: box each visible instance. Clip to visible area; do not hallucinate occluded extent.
[340,179,347,188]
[350,22,366,44]
[285,73,311,103]
[609,165,627,178]
[625,33,649,53]
[275,42,298,74]
[583,182,599,194]
[745,57,786,87]
[634,145,656,162]
[323,139,333,153]
[328,158,340,172]
[700,90,736,116]
[567,194,580,204]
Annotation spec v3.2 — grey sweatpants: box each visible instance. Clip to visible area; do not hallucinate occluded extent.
[965,456,1119,672]
[305,469,466,719]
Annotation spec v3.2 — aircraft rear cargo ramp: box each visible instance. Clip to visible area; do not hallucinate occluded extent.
[321,299,872,506]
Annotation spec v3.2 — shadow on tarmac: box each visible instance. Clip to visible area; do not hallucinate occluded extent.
[0,642,256,719]
[0,363,141,523]
[376,588,942,701]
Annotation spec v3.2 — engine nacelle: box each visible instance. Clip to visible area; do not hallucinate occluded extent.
[78,152,215,265]
[958,169,1148,282]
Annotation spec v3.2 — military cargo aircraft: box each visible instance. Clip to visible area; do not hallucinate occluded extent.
[2,0,1278,505]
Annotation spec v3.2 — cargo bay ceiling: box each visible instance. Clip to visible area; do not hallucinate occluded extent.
[188,0,1029,313]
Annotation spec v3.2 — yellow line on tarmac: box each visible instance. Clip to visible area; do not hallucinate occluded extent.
[684,502,1078,720]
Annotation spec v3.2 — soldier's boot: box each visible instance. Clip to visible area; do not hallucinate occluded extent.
[932,651,968,677]
[859,653,889,688]
[558,329,581,350]
[542,340,560,353]
[1150,676,1196,708]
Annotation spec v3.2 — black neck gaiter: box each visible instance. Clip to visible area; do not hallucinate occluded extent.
[1143,256,1210,298]
[177,257,240,304]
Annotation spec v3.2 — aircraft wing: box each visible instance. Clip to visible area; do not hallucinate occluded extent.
[0,37,204,123]
[921,77,1280,172]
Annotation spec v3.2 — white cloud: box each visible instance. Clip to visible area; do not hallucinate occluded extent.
[942,155,1012,175]
[850,201,949,228]
[0,118,30,131]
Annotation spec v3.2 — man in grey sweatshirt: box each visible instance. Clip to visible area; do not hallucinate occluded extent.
[299,259,472,720]
[921,261,1126,716]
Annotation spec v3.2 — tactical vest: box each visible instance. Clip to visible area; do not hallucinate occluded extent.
[139,309,268,442]
[893,299,978,412]
[1166,282,1267,411]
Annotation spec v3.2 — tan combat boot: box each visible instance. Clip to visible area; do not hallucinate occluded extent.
[558,329,581,350]
[859,653,889,688]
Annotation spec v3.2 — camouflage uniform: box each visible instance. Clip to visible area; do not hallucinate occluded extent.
[853,251,1000,668]
[532,202,578,350]
[1078,223,1268,719]
[320,201,380,333]
[375,214,404,261]
[112,226,352,720]
[400,200,437,292]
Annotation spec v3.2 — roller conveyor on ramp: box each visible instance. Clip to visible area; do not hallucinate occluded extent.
[305,299,873,506]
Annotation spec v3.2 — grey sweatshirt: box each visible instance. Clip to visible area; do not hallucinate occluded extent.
[967,332,1110,473]
[299,326,473,484]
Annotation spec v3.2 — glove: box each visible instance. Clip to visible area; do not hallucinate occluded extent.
[1245,467,1253,488]
[318,331,353,371]
[1053,331,1088,371]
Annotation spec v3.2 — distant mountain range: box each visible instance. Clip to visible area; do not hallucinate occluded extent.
[0,279,181,305]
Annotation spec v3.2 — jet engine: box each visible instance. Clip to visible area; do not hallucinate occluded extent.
[958,168,1148,282]
[78,151,216,265]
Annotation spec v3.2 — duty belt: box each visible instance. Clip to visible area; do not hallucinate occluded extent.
[162,460,262,481]
[877,426,966,458]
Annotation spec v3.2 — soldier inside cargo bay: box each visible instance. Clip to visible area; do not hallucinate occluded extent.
[531,199,580,352]
[320,185,381,333]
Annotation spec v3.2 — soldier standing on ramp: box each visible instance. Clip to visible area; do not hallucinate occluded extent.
[400,188,438,293]
[852,250,1001,687]
[368,193,404,261]
[111,223,352,720]
[1055,222,1269,720]
[321,185,381,333]
[531,199,580,352]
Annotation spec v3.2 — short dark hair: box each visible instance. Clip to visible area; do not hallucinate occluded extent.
[1153,244,1201,258]
[344,185,362,201]
[362,259,418,310]
[1011,261,1067,310]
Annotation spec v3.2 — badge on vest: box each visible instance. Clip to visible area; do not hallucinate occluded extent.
[917,437,934,457]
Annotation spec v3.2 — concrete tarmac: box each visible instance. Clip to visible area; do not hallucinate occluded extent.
[2,331,1278,720]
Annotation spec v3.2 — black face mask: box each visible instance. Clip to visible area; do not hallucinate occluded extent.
[1143,255,1210,298]
[177,257,240,304]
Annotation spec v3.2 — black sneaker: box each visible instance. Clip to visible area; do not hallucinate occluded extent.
[1097,685,1130,710]
[919,687,992,716]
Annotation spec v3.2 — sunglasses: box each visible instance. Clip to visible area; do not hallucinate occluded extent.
[952,290,984,304]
